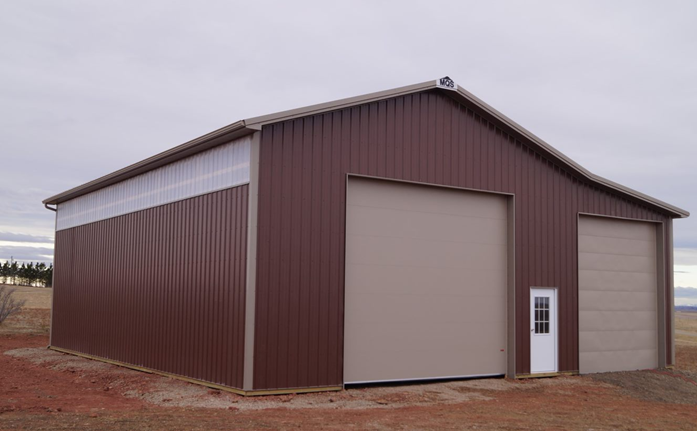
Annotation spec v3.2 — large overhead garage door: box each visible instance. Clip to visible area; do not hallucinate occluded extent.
[344,177,508,384]
[578,215,658,374]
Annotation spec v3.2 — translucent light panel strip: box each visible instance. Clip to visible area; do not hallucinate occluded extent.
[56,136,251,231]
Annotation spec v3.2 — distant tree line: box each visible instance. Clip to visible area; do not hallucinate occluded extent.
[0,261,53,287]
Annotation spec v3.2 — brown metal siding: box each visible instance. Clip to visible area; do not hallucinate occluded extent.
[52,186,248,389]
[666,219,674,365]
[254,90,674,390]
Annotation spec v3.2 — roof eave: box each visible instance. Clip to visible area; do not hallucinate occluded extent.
[43,80,441,206]
[447,86,690,219]
[43,121,255,205]
[43,77,689,219]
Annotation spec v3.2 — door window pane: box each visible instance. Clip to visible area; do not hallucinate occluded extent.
[534,295,550,335]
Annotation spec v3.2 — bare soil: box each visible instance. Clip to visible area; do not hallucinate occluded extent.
[1,290,697,430]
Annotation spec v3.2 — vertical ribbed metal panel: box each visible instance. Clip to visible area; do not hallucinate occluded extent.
[56,136,251,231]
[52,185,248,389]
[666,219,673,365]
[254,90,673,390]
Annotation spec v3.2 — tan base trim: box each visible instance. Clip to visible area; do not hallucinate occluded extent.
[243,386,343,396]
[515,371,579,379]
[48,346,342,396]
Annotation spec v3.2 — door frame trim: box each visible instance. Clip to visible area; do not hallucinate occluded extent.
[530,286,559,374]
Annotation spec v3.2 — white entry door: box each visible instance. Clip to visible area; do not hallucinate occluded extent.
[530,288,557,374]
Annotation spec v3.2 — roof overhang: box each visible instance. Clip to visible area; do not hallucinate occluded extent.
[43,121,256,205]
[43,77,689,219]
[446,85,689,219]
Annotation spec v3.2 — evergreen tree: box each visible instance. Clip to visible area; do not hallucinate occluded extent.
[18,263,27,286]
[44,264,53,288]
[35,263,45,287]
[1,260,53,287]
[0,262,8,284]
[9,262,18,285]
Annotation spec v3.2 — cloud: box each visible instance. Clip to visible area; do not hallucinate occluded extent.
[0,245,54,264]
[0,186,56,239]
[675,287,697,299]
[0,1,694,259]
[0,231,53,243]
[675,248,697,267]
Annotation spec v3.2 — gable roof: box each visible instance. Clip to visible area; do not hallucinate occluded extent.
[43,77,689,218]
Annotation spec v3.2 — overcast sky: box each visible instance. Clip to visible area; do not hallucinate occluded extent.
[1,1,695,299]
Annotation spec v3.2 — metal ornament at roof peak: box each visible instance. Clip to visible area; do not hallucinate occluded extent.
[436,76,457,91]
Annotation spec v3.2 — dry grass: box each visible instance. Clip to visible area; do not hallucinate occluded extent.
[0,285,52,335]
[676,311,697,352]
[676,311,697,330]
[675,311,697,373]
[0,284,52,309]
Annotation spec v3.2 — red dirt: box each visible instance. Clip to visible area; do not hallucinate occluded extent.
[2,307,697,430]
[2,332,697,430]
[0,334,150,415]
[2,380,697,431]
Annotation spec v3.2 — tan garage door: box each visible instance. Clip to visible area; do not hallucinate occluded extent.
[344,177,508,384]
[578,215,658,373]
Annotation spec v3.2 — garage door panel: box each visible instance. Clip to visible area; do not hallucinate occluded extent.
[347,204,508,245]
[579,290,657,312]
[346,322,507,352]
[344,291,506,325]
[347,235,507,271]
[348,350,505,383]
[345,323,506,382]
[579,311,657,331]
[345,178,508,383]
[580,350,657,374]
[578,235,655,257]
[580,329,657,353]
[346,263,507,297]
[347,179,508,220]
[578,217,655,241]
[579,252,656,273]
[578,216,658,374]
[578,269,656,292]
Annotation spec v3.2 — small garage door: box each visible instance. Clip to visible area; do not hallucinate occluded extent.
[578,215,658,373]
[344,177,508,384]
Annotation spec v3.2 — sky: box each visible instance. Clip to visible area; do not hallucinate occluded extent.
[0,1,695,302]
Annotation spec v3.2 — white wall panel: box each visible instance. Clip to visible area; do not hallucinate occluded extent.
[57,136,251,231]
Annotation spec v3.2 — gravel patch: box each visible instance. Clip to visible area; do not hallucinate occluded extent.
[589,369,697,405]
[126,378,495,411]
[5,346,133,374]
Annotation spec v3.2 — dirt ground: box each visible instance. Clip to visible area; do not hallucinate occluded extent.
[1,287,697,430]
